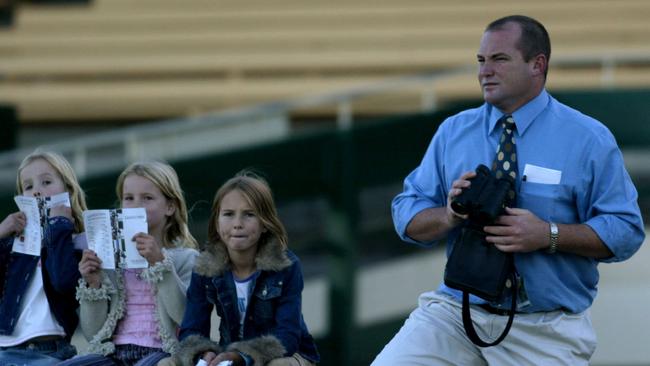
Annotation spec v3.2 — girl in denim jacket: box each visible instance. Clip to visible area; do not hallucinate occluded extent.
[61,161,199,366]
[168,172,319,366]
[0,150,88,365]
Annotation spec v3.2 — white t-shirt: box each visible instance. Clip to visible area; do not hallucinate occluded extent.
[0,261,65,347]
[234,272,258,339]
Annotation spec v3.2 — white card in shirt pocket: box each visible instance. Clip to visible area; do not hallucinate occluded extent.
[523,164,562,185]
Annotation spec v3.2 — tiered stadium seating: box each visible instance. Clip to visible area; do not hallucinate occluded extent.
[0,0,649,124]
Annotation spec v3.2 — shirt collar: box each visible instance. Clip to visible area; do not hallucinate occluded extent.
[488,89,550,136]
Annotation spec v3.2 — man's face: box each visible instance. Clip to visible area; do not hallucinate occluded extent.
[477,22,539,114]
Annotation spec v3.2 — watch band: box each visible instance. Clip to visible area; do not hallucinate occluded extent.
[548,222,559,253]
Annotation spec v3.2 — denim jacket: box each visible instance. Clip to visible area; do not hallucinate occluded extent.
[0,216,83,341]
[177,240,319,365]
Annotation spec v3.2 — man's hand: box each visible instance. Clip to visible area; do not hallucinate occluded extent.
[446,170,476,227]
[405,170,478,243]
[483,207,548,252]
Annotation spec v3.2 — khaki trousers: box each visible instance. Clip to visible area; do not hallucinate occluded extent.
[371,291,597,366]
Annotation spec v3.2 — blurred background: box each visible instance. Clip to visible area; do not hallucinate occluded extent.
[1,0,649,364]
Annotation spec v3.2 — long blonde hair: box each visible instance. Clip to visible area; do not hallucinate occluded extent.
[16,150,88,233]
[116,161,197,249]
[207,171,287,253]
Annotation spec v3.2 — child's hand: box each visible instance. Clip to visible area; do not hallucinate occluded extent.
[133,233,164,266]
[79,249,103,288]
[209,352,244,366]
[49,204,73,222]
[0,212,26,239]
[199,352,217,366]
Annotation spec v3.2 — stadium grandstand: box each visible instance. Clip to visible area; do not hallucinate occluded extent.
[1,1,649,365]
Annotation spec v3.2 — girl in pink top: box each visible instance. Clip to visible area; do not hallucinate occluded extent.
[58,161,199,366]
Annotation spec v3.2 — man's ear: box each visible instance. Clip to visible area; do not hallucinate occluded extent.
[530,53,547,78]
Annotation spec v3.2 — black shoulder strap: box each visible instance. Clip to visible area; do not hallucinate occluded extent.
[461,273,517,347]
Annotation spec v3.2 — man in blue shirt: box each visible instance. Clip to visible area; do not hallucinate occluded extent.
[372,15,645,366]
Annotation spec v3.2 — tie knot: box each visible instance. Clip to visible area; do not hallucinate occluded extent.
[501,115,516,130]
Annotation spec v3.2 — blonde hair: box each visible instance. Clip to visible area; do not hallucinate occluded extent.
[16,150,87,233]
[207,171,287,253]
[116,161,197,249]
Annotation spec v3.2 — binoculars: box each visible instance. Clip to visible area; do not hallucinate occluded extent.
[451,164,515,225]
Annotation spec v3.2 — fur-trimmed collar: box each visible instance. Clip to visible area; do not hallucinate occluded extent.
[195,239,292,277]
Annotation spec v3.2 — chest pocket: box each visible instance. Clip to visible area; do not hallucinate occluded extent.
[519,182,577,223]
[252,281,283,326]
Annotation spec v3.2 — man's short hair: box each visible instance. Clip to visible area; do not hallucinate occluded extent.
[486,15,551,77]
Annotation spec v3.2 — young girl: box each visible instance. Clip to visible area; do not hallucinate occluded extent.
[61,161,199,366]
[170,172,319,366]
[0,150,88,365]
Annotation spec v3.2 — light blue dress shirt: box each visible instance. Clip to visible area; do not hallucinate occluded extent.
[392,89,645,313]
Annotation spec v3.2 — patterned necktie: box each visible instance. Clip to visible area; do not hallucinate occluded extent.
[491,115,518,205]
